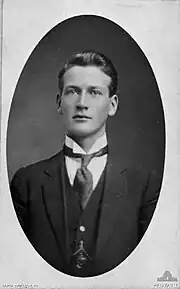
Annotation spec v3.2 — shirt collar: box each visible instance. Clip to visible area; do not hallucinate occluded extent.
[65,133,107,155]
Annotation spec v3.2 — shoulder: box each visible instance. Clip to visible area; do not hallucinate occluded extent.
[126,165,163,202]
[113,162,163,203]
[11,150,64,182]
[125,165,163,188]
[107,151,163,190]
[119,162,162,181]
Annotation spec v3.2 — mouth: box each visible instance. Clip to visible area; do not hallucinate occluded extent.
[73,115,91,120]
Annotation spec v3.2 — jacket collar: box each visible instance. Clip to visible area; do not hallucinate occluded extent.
[42,151,70,262]
[95,150,128,259]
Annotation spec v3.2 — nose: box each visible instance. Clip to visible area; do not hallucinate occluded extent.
[76,91,88,110]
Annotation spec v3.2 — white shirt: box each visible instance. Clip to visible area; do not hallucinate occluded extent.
[65,134,108,190]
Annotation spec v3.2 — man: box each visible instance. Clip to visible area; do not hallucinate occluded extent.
[10,51,162,277]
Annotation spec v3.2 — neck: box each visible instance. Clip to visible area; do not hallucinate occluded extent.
[68,129,106,153]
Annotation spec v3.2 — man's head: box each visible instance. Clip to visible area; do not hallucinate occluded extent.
[57,51,118,142]
[58,51,118,97]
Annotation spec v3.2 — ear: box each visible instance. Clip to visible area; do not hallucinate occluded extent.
[108,94,119,116]
[56,94,62,114]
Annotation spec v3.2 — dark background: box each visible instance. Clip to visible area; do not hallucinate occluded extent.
[7,15,165,181]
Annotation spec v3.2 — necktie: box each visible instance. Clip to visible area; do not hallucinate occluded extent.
[63,145,108,209]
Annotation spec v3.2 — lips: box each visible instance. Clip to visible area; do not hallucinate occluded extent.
[73,115,91,119]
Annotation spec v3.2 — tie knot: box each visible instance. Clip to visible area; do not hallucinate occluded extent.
[81,154,93,168]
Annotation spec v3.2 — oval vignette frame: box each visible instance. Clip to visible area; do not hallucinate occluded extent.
[6,15,165,277]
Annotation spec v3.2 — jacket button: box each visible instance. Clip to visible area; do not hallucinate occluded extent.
[79,225,86,232]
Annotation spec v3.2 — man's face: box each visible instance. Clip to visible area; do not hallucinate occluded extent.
[58,65,118,140]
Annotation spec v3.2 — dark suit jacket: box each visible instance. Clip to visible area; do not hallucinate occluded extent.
[10,150,162,276]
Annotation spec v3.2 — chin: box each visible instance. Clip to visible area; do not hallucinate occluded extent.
[68,127,97,139]
[69,130,92,139]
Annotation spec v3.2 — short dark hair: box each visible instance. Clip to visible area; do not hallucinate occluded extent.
[58,51,118,97]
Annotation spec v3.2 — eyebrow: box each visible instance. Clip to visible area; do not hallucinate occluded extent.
[88,86,103,90]
[63,85,81,92]
[64,85,103,90]
[64,85,79,89]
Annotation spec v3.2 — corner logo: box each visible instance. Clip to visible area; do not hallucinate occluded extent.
[153,271,179,288]
[157,271,178,282]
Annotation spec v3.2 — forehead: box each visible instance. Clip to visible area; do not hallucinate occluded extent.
[63,65,111,88]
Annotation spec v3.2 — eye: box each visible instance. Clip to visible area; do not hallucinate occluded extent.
[64,88,77,95]
[90,90,102,96]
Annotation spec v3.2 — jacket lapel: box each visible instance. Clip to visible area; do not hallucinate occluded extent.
[41,151,69,262]
[96,153,128,259]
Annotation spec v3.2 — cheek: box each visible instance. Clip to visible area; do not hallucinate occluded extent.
[62,101,74,115]
[94,102,110,119]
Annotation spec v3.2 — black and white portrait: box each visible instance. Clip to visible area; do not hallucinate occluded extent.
[6,15,165,278]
